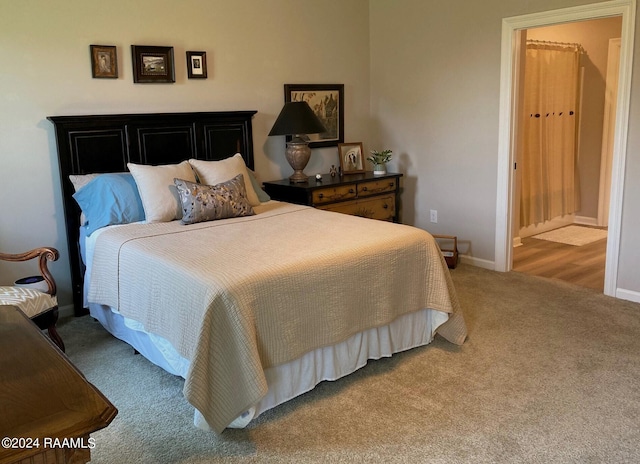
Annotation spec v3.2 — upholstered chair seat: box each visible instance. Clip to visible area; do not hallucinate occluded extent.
[0,286,58,318]
[0,247,65,351]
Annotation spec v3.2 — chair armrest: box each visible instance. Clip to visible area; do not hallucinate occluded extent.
[0,247,59,295]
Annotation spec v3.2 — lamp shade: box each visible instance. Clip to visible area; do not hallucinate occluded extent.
[268,101,327,136]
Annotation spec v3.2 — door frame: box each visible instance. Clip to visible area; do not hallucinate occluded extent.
[598,37,622,227]
[494,0,636,297]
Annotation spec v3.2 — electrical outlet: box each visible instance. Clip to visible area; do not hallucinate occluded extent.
[430,209,438,223]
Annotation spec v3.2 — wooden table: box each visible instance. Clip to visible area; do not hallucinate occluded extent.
[0,305,117,464]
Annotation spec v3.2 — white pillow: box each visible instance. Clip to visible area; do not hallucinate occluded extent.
[127,161,196,222]
[188,154,260,207]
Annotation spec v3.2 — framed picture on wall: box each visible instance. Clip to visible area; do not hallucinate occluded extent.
[284,83,344,148]
[90,45,118,79]
[186,51,207,79]
[338,142,365,174]
[131,45,175,83]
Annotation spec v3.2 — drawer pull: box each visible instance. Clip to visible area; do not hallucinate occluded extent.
[318,193,324,199]
[389,182,395,187]
[349,188,355,194]
[383,203,389,209]
[362,186,368,192]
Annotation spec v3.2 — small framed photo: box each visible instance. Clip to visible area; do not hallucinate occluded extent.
[338,142,365,174]
[284,84,344,148]
[186,51,207,79]
[90,45,118,78]
[131,45,175,83]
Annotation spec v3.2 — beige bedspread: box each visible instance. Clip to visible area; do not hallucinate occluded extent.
[88,201,466,432]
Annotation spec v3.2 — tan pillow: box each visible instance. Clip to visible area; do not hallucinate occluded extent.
[69,173,100,193]
[69,174,100,225]
[188,154,260,207]
[127,161,196,222]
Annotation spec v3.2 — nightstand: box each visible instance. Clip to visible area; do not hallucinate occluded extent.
[263,172,402,222]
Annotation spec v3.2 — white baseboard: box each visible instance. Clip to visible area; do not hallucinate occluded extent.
[575,216,598,226]
[615,288,640,304]
[459,254,495,270]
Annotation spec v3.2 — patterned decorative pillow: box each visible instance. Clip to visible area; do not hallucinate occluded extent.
[174,174,255,225]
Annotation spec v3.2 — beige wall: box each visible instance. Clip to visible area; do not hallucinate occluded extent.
[527,17,622,221]
[0,0,371,307]
[370,0,640,297]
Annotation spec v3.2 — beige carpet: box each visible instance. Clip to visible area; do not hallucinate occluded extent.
[532,225,607,246]
[57,264,640,463]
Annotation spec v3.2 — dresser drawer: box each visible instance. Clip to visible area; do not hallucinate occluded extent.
[357,178,398,197]
[312,184,357,205]
[263,172,402,222]
[317,194,396,221]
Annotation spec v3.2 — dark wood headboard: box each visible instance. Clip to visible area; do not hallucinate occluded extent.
[48,110,257,316]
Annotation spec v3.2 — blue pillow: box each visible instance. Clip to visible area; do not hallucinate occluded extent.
[247,170,270,202]
[72,173,145,235]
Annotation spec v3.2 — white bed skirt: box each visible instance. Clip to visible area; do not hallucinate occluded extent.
[89,303,448,429]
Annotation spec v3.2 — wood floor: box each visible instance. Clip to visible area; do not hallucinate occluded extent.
[512,232,607,292]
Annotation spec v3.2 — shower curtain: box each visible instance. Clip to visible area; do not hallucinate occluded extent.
[520,40,582,228]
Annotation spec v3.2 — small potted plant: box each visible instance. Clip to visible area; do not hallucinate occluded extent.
[367,149,393,175]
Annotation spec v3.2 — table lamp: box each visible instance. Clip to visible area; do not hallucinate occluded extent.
[268,101,327,183]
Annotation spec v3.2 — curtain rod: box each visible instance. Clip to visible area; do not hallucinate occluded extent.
[526,39,585,53]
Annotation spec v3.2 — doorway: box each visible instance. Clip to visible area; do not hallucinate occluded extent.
[512,18,622,292]
[494,0,636,298]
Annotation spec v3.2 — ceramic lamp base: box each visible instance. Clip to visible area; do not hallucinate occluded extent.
[285,139,311,183]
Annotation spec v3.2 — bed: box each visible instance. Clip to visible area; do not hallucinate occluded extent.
[49,111,467,433]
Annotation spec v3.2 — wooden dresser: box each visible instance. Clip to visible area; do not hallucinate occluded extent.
[263,172,402,222]
[0,305,117,464]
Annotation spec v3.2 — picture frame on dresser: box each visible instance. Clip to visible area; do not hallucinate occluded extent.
[90,45,118,78]
[131,45,175,83]
[338,142,365,174]
[186,51,207,79]
[284,83,344,148]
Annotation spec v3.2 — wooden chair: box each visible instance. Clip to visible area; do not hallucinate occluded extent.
[0,247,65,351]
